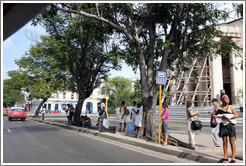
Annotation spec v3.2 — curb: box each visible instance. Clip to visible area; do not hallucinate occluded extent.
[27,117,229,163]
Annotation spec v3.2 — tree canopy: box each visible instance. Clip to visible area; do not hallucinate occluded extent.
[53,3,240,140]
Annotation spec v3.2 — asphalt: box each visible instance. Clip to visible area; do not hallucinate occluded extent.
[26,113,244,163]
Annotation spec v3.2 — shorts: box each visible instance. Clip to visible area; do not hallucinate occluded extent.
[219,123,236,138]
[119,115,127,123]
[161,122,168,134]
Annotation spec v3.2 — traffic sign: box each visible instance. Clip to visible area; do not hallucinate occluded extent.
[156,71,166,85]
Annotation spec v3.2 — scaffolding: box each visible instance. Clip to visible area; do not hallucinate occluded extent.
[162,56,212,107]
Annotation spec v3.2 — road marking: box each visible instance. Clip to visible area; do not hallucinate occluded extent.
[7,128,11,133]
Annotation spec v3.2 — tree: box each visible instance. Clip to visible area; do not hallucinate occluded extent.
[106,77,133,109]
[32,5,120,125]
[54,3,238,141]
[8,43,67,117]
[3,79,24,108]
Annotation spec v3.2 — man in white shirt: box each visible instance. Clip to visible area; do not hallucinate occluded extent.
[99,98,107,132]
[41,106,45,120]
[209,98,222,148]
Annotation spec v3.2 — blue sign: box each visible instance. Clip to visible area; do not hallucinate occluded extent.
[156,71,166,85]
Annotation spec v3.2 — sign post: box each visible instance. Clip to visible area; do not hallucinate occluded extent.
[156,71,166,144]
[105,96,109,117]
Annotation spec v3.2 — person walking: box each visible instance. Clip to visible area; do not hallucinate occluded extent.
[130,101,137,132]
[161,102,169,146]
[186,101,199,147]
[209,98,222,148]
[99,98,107,132]
[214,93,238,163]
[119,101,127,132]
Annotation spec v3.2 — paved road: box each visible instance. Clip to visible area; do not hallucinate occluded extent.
[3,117,197,163]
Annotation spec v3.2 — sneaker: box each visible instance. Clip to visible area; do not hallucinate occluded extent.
[218,158,228,163]
[230,160,236,163]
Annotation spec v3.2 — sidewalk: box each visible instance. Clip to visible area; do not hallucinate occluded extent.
[27,114,244,163]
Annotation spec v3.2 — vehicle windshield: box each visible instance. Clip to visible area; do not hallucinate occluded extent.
[12,108,24,112]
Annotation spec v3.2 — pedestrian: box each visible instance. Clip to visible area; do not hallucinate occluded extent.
[130,101,137,132]
[215,93,238,163]
[70,104,75,125]
[119,101,127,132]
[186,100,199,147]
[99,98,107,132]
[208,98,222,148]
[65,104,71,125]
[41,106,45,120]
[81,115,92,128]
[161,102,169,146]
[134,103,143,133]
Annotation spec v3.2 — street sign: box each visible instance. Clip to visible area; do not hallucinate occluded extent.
[156,71,166,85]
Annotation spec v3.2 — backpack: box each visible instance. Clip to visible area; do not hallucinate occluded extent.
[191,120,202,130]
[210,116,218,128]
[125,109,130,116]
[98,107,104,116]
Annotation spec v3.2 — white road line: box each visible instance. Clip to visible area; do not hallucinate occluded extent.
[7,128,11,133]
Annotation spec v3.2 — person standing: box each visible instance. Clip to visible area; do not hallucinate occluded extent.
[130,101,137,132]
[70,104,75,125]
[209,98,222,148]
[215,93,238,163]
[134,103,143,133]
[186,101,199,147]
[99,98,107,132]
[161,102,169,146]
[119,101,127,132]
[65,104,71,125]
[41,106,45,120]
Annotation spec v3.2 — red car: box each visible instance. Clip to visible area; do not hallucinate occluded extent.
[8,107,26,121]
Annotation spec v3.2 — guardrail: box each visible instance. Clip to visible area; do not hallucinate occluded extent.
[155,105,243,126]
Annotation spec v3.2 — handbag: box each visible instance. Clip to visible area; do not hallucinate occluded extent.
[191,120,202,130]
[103,119,109,129]
[210,116,218,128]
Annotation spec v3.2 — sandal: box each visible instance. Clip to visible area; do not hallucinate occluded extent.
[218,158,228,163]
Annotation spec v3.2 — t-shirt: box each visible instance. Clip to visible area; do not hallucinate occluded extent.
[131,106,137,119]
[42,108,45,114]
[161,108,169,123]
[120,106,126,116]
[186,107,198,121]
[100,103,106,112]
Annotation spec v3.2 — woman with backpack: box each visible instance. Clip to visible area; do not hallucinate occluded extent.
[186,101,199,147]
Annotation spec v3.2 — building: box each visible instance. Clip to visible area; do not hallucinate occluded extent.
[25,78,139,113]
[163,18,243,106]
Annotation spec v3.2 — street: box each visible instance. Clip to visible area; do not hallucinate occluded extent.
[3,116,197,163]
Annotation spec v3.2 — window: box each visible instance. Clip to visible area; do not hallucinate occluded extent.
[55,104,58,110]
[63,92,66,99]
[71,93,74,99]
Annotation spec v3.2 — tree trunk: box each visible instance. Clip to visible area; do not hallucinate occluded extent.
[141,93,158,142]
[73,91,86,126]
[33,98,48,118]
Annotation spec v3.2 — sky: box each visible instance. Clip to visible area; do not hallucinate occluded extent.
[2,2,238,80]
[2,20,140,80]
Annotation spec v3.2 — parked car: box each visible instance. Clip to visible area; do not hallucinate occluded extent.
[3,108,10,116]
[8,107,26,121]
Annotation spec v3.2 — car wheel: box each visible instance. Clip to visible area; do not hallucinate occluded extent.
[23,118,26,121]
[8,117,12,121]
